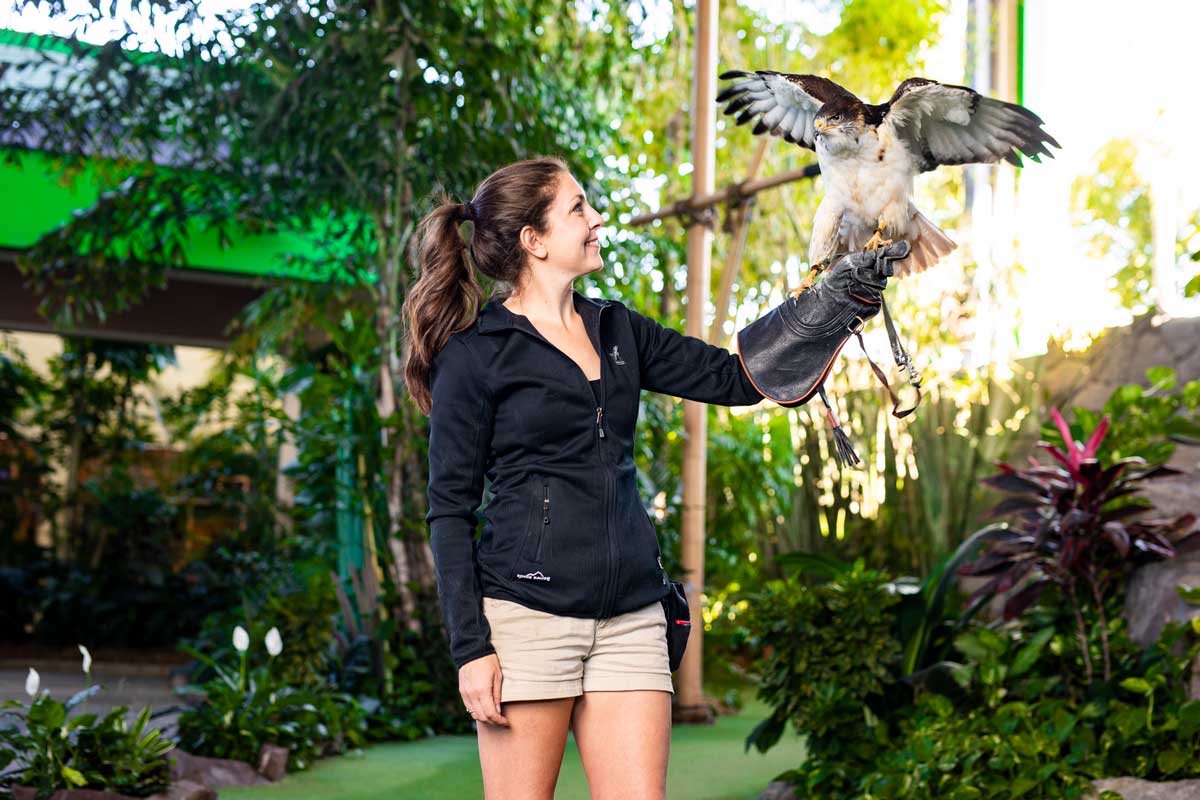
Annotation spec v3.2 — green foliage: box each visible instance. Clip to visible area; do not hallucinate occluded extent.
[20,556,219,648]
[177,552,466,744]
[747,573,1200,799]
[175,638,367,772]
[3,0,637,323]
[1071,139,1200,312]
[859,693,1103,799]
[0,686,173,798]
[748,403,1200,797]
[0,339,49,565]
[179,553,341,689]
[78,465,179,570]
[774,532,991,684]
[960,407,1197,686]
[742,565,901,796]
[1072,139,1156,313]
[21,336,178,572]
[1042,366,1200,466]
[18,540,289,648]
[1100,623,1200,778]
[894,617,1200,797]
[159,355,289,550]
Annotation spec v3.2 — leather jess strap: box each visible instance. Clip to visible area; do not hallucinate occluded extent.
[854,295,922,419]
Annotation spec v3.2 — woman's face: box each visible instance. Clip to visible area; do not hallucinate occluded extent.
[529,171,605,277]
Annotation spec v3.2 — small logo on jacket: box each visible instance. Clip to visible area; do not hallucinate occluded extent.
[609,345,626,365]
[517,571,550,582]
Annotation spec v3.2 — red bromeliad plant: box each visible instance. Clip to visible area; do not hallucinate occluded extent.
[958,408,1198,684]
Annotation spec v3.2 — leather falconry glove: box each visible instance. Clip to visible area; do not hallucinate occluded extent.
[736,241,922,466]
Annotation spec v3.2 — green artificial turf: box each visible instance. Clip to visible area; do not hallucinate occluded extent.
[220,695,804,800]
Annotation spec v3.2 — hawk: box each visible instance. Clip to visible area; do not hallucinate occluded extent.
[716,71,1060,289]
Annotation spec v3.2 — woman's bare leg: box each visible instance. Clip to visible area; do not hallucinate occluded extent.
[570,690,671,800]
[477,696,577,800]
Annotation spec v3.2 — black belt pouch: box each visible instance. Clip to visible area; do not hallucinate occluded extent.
[660,580,692,673]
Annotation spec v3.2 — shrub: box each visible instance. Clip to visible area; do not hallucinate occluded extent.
[174,625,367,771]
[0,664,173,798]
[855,619,1200,798]
[179,553,340,688]
[958,408,1198,684]
[747,406,1200,799]
[742,563,902,797]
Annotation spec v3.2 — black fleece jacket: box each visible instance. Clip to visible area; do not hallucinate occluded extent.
[425,288,764,669]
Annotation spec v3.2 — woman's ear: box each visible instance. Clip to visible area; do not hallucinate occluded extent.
[519,224,548,261]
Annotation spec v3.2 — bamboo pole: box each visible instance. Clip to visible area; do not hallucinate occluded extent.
[992,0,1019,356]
[707,138,768,346]
[677,0,717,723]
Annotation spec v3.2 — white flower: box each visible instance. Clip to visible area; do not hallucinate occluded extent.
[79,644,92,674]
[232,626,250,653]
[25,667,39,698]
[264,627,283,657]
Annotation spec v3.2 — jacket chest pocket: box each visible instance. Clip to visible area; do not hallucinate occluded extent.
[519,476,552,563]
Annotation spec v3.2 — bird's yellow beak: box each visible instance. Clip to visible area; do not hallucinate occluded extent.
[814,118,828,133]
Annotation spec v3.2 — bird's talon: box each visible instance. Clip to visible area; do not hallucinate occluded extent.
[864,230,893,251]
[789,265,825,298]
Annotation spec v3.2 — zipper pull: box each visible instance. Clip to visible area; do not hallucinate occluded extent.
[542,485,550,524]
[596,406,606,439]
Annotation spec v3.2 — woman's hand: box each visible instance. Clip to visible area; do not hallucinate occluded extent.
[460,653,510,727]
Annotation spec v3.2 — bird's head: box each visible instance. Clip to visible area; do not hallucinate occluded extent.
[813,101,863,148]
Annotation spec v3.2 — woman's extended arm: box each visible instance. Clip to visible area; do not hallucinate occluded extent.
[625,305,764,406]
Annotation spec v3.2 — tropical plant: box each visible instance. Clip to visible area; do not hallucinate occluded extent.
[0,340,50,566]
[179,554,340,688]
[1042,366,1200,467]
[957,408,1199,683]
[175,625,367,771]
[0,653,173,798]
[36,338,176,558]
[747,567,1200,798]
[773,523,1001,693]
[742,565,902,797]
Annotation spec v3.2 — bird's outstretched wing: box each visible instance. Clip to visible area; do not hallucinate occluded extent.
[716,70,859,150]
[883,78,1060,172]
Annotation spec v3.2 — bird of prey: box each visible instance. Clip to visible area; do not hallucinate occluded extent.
[716,72,1060,292]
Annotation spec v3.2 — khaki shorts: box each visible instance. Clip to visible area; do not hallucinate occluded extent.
[481,596,674,703]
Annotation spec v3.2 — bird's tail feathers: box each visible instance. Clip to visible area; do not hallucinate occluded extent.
[894,210,956,278]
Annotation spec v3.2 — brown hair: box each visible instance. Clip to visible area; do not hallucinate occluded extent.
[402,156,568,414]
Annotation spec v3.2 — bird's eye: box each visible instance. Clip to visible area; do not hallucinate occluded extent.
[831,114,841,123]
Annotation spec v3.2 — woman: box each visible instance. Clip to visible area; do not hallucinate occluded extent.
[402,156,767,800]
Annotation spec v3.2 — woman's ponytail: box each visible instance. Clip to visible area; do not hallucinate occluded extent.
[402,156,568,415]
[403,199,481,415]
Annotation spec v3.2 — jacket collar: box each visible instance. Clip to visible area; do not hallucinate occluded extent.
[477,288,611,335]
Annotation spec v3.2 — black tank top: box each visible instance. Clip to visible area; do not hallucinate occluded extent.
[589,378,601,406]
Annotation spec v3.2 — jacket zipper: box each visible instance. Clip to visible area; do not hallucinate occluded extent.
[594,304,617,619]
[505,297,615,615]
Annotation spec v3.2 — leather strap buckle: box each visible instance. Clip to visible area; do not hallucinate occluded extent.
[847,315,866,335]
